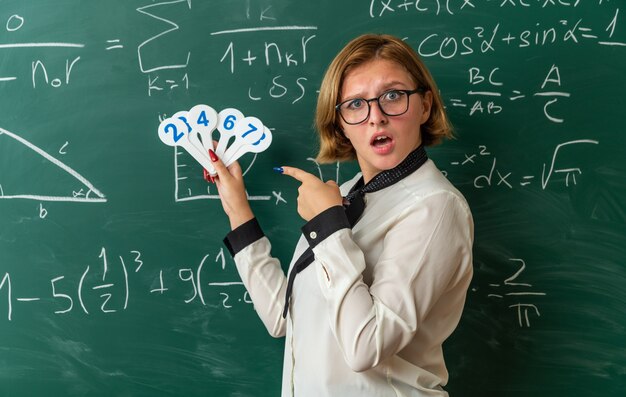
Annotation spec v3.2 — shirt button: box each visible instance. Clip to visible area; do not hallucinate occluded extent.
[309,231,318,239]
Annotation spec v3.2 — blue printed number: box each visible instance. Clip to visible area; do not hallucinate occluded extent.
[196,111,209,127]
[223,115,237,130]
[252,132,266,146]
[178,116,192,132]
[165,123,184,143]
[241,123,258,138]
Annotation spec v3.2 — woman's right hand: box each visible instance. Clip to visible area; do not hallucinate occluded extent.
[209,149,255,230]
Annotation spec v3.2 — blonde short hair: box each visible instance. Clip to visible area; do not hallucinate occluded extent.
[315,33,453,163]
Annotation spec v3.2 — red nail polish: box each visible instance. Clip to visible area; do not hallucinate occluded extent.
[203,169,211,183]
[208,149,218,162]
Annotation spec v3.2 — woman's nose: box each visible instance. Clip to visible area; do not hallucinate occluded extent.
[368,100,388,125]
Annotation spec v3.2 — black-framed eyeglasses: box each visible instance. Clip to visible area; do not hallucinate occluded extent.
[335,88,425,125]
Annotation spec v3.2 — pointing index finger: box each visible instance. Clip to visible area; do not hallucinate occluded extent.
[280,166,316,183]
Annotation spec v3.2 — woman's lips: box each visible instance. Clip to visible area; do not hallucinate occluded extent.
[371,134,394,154]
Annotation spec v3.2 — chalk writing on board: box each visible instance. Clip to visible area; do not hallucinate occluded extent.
[369,0,587,17]
[369,2,626,50]
[445,139,599,189]
[105,39,123,51]
[0,127,107,203]
[137,0,191,96]
[5,14,24,31]
[0,13,85,87]
[392,15,626,60]
[307,157,343,184]
[31,57,81,89]
[450,64,571,123]
[487,258,546,328]
[207,1,319,103]
[215,29,316,104]
[216,33,316,70]
[136,0,190,74]
[0,247,251,321]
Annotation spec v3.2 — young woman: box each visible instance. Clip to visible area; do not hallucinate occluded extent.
[210,33,474,397]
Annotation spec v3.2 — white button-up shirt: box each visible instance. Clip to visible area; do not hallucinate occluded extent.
[225,159,474,396]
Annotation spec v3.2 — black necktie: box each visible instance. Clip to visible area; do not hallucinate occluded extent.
[282,145,429,318]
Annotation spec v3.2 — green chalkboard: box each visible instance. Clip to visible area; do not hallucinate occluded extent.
[1,1,625,396]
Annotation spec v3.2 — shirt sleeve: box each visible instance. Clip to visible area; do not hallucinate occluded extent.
[301,205,350,248]
[224,218,288,338]
[309,191,474,372]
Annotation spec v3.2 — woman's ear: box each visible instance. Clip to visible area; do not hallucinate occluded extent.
[420,90,433,125]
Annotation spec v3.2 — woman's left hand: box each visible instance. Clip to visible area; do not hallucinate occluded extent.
[280,166,344,221]
[210,149,255,230]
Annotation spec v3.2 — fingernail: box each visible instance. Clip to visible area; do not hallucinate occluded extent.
[203,169,211,183]
[273,167,284,174]
[208,149,218,162]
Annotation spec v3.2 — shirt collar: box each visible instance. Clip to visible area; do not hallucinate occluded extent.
[344,145,428,203]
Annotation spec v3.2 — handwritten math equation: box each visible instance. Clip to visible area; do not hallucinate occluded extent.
[369,0,599,18]
[143,1,317,102]
[369,0,623,60]
[2,248,548,329]
[1,1,622,101]
[370,4,626,59]
[485,258,546,328]
[443,139,600,189]
[450,64,572,123]
[412,16,623,59]
[0,247,251,321]
[0,1,316,102]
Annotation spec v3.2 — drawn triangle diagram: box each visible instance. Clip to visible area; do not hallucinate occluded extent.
[0,127,106,202]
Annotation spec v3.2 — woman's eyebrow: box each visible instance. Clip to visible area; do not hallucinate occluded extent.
[379,81,411,90]
[341,81,411,100]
